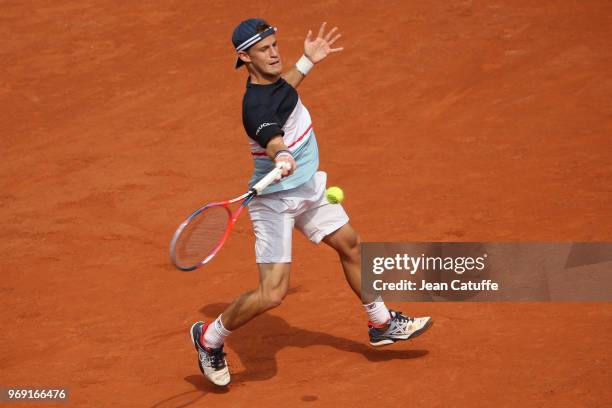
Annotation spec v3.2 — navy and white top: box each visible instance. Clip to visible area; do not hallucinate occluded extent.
[242,77,318,195]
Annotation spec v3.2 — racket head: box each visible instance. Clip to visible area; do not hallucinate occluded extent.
[170,202,233,271]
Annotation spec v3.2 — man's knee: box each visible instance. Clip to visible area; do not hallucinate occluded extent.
[324,223,361,259]
[340,229,361,261]
[351,233,361,252]
[259,286,287,309]
[257,264,290,310]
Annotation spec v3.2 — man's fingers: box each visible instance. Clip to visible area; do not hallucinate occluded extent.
[317,22,327,39]
[305,29,312,42]
[324,27,337,42]
[275,157,296,177]
[279,163,290,177]
[329,47,344,53]
[328,33,342,46]
[285,161,296,176]
[324,27,338,42]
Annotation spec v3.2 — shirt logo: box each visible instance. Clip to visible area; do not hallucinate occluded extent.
[256,122,277,136]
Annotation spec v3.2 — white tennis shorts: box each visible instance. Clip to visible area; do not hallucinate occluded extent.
[247,171,349,263]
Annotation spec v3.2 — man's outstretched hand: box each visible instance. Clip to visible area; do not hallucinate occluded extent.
[304,22,343,64]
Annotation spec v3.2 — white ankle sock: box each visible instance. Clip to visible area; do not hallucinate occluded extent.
[363,301,391,327]
[202,315,231,349]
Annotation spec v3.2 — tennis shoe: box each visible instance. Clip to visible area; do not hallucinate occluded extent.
[368,310,433,347]
[190,321,230,386]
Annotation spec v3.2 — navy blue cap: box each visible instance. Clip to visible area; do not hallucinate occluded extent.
[232,18,277,69]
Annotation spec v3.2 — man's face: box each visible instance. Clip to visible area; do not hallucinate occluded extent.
[241,34,282,77]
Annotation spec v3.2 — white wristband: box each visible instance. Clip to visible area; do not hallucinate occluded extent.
[295,55,314,76]
[274,150,293,159]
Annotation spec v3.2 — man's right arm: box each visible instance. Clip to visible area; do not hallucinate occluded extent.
[266,135,296,177]
[244,103,297,178]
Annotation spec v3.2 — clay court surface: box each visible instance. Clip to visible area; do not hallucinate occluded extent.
[1,1,611,407]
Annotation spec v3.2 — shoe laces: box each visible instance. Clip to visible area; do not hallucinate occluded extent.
[203,347,227,370]
[391,310,414,324]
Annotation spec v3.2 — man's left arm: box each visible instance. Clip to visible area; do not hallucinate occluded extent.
[282,22,343,88]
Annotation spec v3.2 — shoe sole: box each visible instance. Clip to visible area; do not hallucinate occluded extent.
[189,321,231,387]
[369,318,434,347]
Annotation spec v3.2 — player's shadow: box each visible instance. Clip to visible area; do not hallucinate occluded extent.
[199,301,429,384]
[150,296,429,407]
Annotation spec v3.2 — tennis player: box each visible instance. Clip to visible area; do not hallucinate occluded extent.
[190,18,433,386]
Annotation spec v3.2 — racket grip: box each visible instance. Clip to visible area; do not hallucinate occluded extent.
[252,162,290,195]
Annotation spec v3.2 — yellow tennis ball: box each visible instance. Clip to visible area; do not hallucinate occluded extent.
[326,186,344,204]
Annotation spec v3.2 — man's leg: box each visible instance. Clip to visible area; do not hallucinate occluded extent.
[322,222,433,346]
[190,262,290,386]
[322,223,389,322]
[221,262,291,330]
[321,223,363,299]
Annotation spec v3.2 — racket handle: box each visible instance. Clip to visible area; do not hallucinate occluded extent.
[252,162,290,195]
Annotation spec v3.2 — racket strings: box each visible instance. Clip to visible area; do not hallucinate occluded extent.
[174,205,230,268]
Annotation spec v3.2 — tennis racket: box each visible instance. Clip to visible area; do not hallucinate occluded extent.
[170,162,289,271]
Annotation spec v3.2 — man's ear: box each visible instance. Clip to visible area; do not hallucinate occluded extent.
[238,51,251,64]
